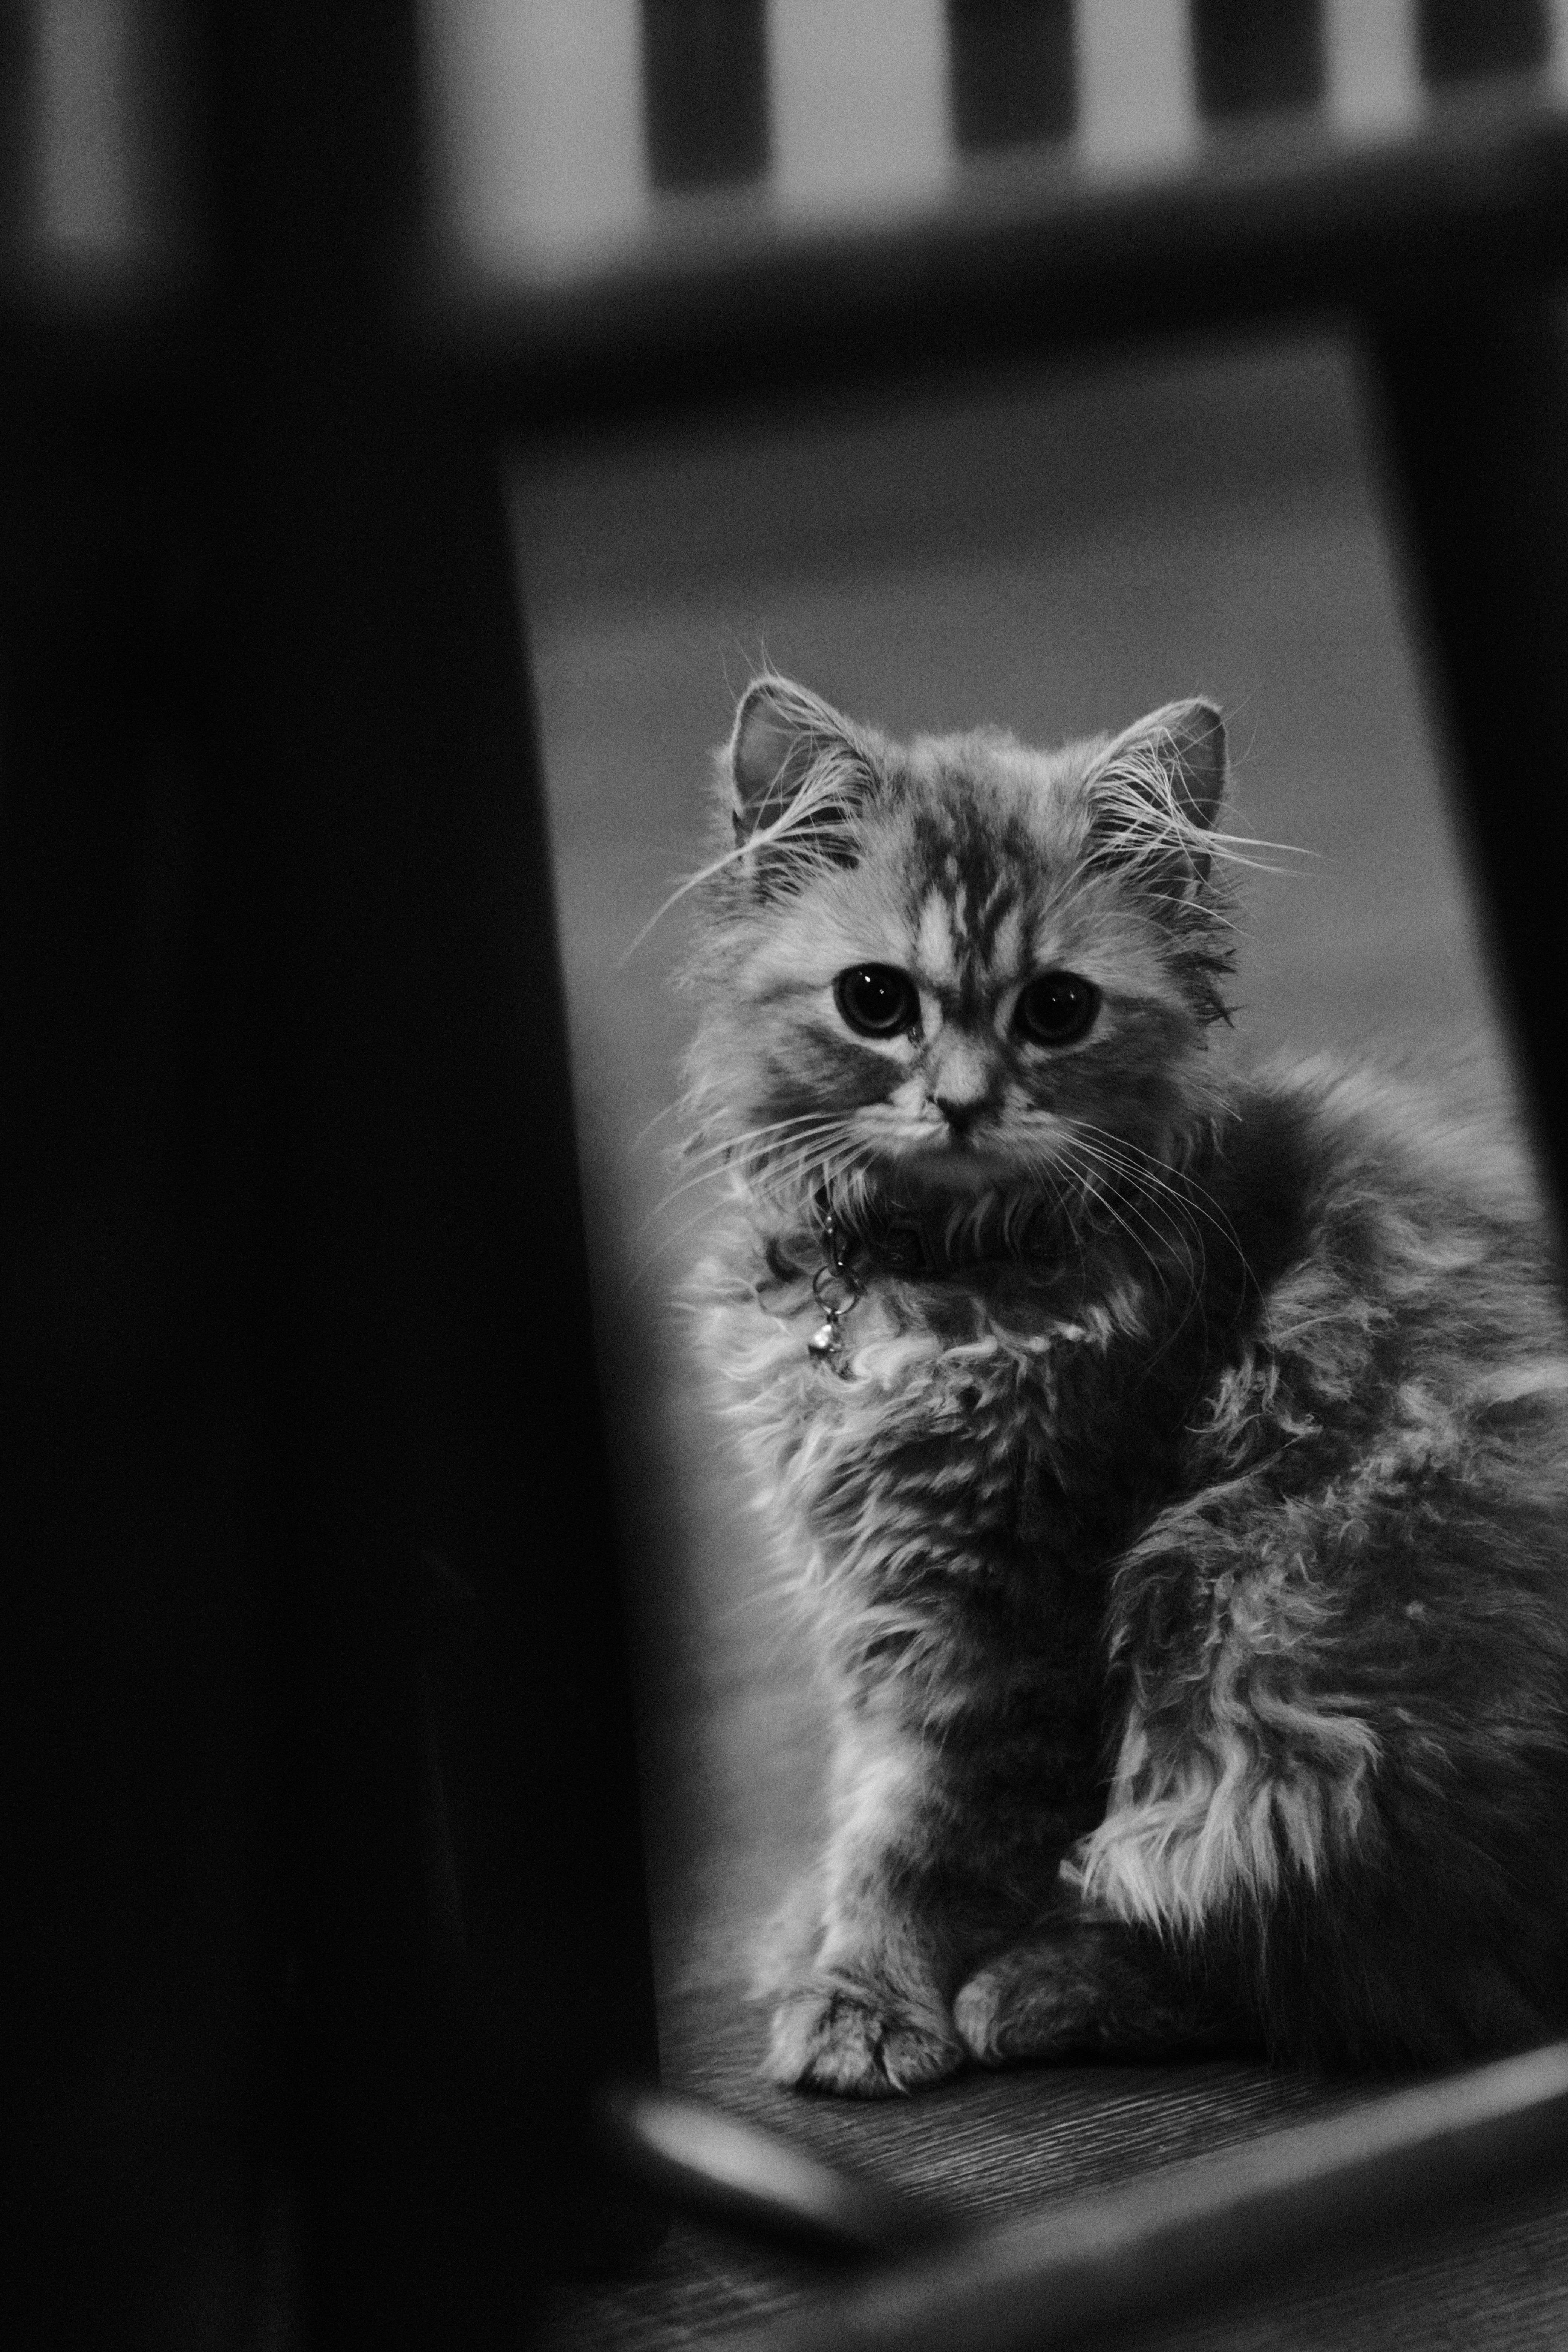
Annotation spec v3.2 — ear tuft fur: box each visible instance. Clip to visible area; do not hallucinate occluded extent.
[726,674,874,882]
[1104,698,1227,828]
[732,678,815,831]
[1085,698,1236,1021]
[1091,698,1228,890]
[1161,698,1227,833]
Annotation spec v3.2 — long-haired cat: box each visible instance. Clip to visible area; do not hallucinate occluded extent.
[680,673,1568,2093]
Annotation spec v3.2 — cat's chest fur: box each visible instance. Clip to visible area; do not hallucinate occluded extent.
[699,1229,1230,1729]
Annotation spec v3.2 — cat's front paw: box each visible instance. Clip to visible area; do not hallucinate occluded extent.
[955,1926,1239,2064]
[766,1982,965,2097]
[953,1957,1044,2064]
[953,1934,1104,2063]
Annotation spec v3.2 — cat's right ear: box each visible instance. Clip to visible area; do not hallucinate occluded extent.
[727,675,871,862]
[1089,699,1228,894]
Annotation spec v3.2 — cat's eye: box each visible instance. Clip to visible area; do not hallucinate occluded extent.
[1014,971,1099,1047]
[834,965,919,1037]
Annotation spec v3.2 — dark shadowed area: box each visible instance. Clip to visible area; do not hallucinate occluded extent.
[508,333,1550,2348]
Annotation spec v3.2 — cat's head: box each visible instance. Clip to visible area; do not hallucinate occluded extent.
[683,674,1239,1223]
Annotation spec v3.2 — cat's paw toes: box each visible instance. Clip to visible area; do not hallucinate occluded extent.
[956,1932,1230,2064]
[766,1984,965,2097]
[954,1950,1079,2064]
[952,1968,1012,2063]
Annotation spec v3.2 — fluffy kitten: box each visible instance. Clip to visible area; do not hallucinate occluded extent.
[681,673,1568,2093]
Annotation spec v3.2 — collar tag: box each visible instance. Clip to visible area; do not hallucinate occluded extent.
[807,1205,864,1375]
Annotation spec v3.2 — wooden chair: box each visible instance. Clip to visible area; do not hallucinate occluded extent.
[5,5,1568,2345]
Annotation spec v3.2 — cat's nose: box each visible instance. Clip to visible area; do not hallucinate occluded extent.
[927,1034,995,1133]
[933,1090,991,1135]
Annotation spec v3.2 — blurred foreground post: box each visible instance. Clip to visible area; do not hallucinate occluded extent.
[1,3,662,2343]
[1367,295,1568,1220]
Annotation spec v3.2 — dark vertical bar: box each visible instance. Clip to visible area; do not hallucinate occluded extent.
[642,0,770,192]
[0,0,30,247]
[196,0,663,2341]
[1365,297,1568,1215]
[1191,0,1325,119]
[946,0,1076,153]
[0,408,278,2349]
[6,0,665,2331]
[1417,0,1548,84]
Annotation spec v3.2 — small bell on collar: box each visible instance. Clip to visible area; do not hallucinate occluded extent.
[808,1315,846,1370]
[808,1258,862,1378]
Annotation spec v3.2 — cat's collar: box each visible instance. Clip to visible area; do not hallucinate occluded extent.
[803,1190,1054,1375]
[819,1190,1050,1282]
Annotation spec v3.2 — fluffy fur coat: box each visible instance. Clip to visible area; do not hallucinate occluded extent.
[681,674,1568,2093]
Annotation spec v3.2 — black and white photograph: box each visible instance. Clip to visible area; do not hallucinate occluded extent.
[9,5,1568,2349]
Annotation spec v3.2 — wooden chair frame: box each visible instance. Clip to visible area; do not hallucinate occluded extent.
[6,7,1568,2343]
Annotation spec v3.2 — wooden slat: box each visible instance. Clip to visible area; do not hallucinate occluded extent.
[1075,0,1197,170]
[948,0,1076,155]
[597,2084,947,2262]
[1191,0,1326,118]
[717,2044,1568,2352]
[770,0,952,220]
[642,0,769,193]
[33,0,137,252]
[1324,0,1421,133]
[3,0,195,317]
[413,88,1568,425]
[1367,288,1568,1238]
[423,0,648,271]
[1418,0,1549,85]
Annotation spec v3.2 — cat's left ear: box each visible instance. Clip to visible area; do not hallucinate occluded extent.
[1093,699,1227,887]
[726,674,874,871]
